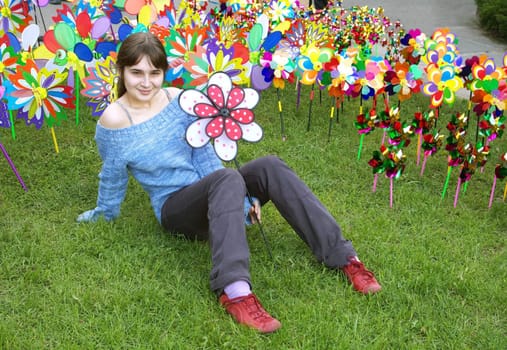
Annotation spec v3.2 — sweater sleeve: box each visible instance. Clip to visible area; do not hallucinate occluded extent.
[77,135,129,222]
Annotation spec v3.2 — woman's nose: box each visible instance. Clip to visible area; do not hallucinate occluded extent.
[141,74,150,86]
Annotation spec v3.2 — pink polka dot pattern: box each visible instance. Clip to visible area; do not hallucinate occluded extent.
[230,109,254,124]
[207,84,225,108]
[226,87,245,109]
[206,117,224,138]
[195,103,219,117]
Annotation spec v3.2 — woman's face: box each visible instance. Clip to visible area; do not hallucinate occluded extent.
[123,55,165,104]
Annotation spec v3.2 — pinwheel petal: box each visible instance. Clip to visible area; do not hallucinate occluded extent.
[240,122,263,143]
[195,102,219,117]
[208,72,232,100]
[224,118,242,141]
[237,88,260,109]
[179,89,211,116]
[214,133,237,162]
[207,84,225,108]
[230,106,255,124]
[226,87,245,109]
[186,118,212,148]
[206,117,225,138]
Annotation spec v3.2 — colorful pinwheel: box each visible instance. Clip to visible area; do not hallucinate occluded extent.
[81,56,117,117]
[3,59,74,129]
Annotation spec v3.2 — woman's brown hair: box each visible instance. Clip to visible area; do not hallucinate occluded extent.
[115,32,169,97]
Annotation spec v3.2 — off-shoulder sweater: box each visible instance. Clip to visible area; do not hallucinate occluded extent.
[79,96,249,224]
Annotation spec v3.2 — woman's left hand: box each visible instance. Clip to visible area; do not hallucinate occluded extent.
[248,199,261,224]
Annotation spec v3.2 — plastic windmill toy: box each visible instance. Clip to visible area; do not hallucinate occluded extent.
[178,71,272,258]
[179,71,263,162]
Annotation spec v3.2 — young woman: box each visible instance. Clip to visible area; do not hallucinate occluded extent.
[78,32,381,334]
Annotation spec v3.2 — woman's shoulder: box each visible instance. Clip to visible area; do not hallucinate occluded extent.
[163,87,182,101]
[98,101,130,129]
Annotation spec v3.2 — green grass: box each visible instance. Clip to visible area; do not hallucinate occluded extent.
[1,86,506,349]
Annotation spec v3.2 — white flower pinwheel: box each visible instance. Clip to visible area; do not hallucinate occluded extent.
[179,72,263,161]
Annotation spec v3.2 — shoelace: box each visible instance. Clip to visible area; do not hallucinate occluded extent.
[244,295,271,321]
[346,261,375,280]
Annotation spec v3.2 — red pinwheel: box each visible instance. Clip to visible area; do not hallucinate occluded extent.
[179,71,263,161]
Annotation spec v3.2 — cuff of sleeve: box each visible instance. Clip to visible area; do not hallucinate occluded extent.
[77,208,106,223]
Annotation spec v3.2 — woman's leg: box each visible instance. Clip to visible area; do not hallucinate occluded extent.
[239,155,357,268]
[161,167,282,333]
[160,168,251,294]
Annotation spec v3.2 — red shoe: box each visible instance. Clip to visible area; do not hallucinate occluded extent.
[219,293,282,333]
[341,258,382,294]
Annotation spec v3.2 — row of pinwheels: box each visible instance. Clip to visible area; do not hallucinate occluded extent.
[0,0,505,207]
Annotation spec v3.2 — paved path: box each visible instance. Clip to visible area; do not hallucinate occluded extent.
[36,1,505,63]
[351,0,506,64]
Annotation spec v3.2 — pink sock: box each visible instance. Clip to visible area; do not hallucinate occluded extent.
[224,280,251,299]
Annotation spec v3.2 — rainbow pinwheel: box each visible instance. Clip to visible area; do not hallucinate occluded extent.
[399,28,426,65]
[259,48,296,89]
[384,61,423,102]
[164,26,208,84]
[295,44,333,86]
[81,56,117,117]
[0,0,32,35]
[469,55,506,117]
[422,29,464,108]
[179,71,263,161]
[3,59,74,129]
[324,52,357,100]
[423,61,464,108]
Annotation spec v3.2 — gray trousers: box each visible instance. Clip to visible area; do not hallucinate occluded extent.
[161,156,356,293]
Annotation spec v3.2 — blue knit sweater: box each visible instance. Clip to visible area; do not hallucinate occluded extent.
[77,96,252,224]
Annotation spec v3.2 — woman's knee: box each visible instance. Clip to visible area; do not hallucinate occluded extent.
[258,155,285,169]
[213,168,246,191]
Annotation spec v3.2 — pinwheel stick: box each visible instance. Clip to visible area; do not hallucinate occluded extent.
[357,97,364,160]
[276,88,286,141]
[441,166,452,200]
[416,132,422,166]
[453,176,462,208]
[0,141,27,191]
[50,127,60,153]
[296,79,301,111]
[9,110,16,140]
[357,134,365,161]
[306,84,315,131]
[327,97,337,142]
[75,72,80,126]
[335,97,341,124]
[389,176,394,208]
[233,159,274,261]
[420,154,429,176]
[488,175,497,208]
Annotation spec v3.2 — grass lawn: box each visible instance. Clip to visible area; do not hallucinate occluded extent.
[1,85,506,349]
